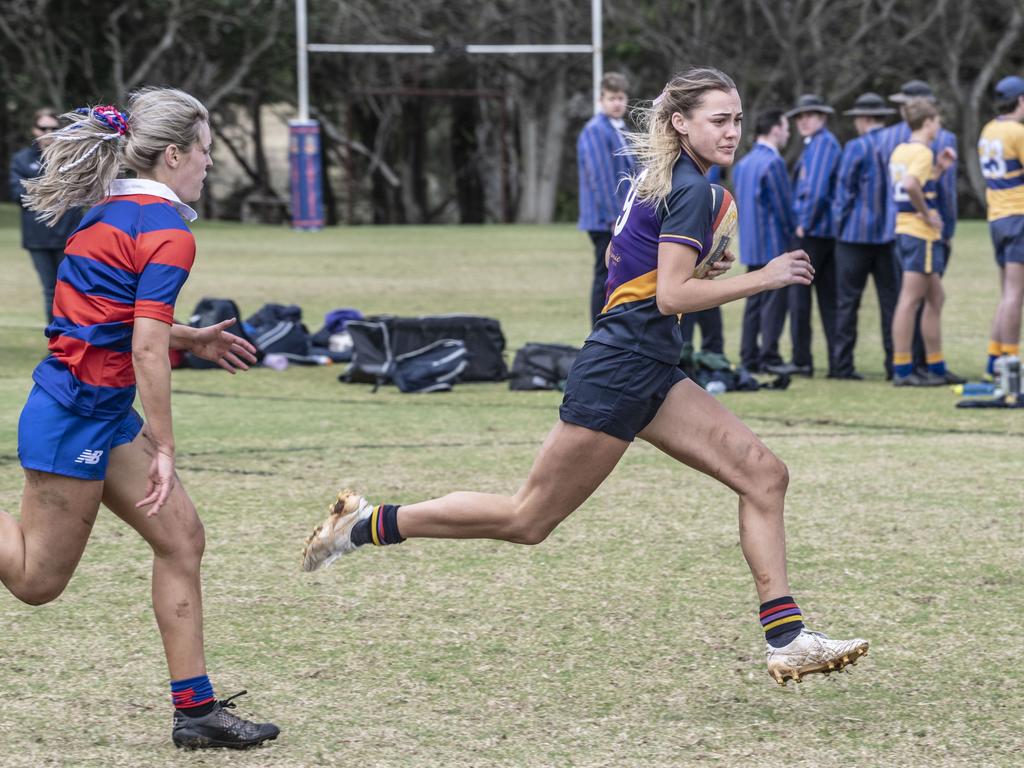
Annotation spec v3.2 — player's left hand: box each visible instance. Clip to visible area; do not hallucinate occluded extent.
[189,318,259,373]
[703,249,736,279]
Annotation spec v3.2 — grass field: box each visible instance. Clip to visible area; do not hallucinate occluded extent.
[0,205,1021,767]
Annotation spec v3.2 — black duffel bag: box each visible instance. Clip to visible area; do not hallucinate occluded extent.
[375,314,508,382]
[509,342,580,391]
[184,297,261,369]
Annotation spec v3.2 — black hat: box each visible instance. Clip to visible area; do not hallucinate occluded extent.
[785,94,835,118]
[843,92,897,117]
[889,80,935,103]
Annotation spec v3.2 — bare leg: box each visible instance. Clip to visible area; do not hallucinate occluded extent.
[990,266,1007,345]
[102,428,207,680]
[397,421,629,544]
[920,274,945,355]
[999,263,1024,345]
[637,379,790,602]
[892,273,928,358]
[0,470,103,605]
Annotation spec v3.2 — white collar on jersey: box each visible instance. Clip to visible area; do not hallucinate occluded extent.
[108,178,199,222]
[756,138,781,155]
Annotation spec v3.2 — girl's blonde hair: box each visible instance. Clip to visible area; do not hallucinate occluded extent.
[625,67,736,203]
[24,87,208,224]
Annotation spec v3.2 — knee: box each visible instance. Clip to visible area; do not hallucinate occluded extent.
[153,502,205,566]
[506,509,559,546]
[15,577,69,606]
[738,448,789,501]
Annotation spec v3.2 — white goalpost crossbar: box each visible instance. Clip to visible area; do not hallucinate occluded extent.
[295,0,605,119]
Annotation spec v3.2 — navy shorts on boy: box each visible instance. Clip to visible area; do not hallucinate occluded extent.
[895,234,946,275]
[560,149,711,441]
[559,341,687,441]
[18,384,143,480]
[990,214,1024,267]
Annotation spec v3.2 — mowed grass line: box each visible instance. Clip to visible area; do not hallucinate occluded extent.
[0,206,1022,767]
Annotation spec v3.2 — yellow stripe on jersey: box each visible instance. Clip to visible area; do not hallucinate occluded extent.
[660,233,704,250]
[979,118,1024,221]
[602,269,658,314]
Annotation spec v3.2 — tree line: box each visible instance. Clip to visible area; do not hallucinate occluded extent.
[1,0,1021,224]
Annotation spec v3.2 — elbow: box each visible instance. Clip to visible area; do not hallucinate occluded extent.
[656,294,685,316]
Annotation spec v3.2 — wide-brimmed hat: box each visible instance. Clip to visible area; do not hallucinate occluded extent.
[785,94,835,118]
[843,92,897,117]
[889,80,935,103]
[995,75,1024,103]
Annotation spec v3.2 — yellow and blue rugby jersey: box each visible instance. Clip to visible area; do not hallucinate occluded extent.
[588,149,713,364]
[978,118,1024,221]
[890,142,940,242]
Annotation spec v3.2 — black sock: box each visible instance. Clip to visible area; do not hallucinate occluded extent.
[351,505,404,546]
[177,699,216,718]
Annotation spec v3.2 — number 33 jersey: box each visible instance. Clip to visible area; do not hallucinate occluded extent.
[978,118,1024,222]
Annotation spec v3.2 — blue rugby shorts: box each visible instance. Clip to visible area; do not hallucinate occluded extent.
[18,384,143,480]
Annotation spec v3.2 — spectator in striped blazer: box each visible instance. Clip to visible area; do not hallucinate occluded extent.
[831,93,899,380]
[733,109,795,373]
[577,72,636,326]
[875,80,964,383]
[786,94,842,377]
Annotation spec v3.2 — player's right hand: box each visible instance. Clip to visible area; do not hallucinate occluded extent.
[762,250,814,289]
[137,449,176,517]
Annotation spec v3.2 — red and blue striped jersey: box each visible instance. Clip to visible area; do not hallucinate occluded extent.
[33,180,196,418]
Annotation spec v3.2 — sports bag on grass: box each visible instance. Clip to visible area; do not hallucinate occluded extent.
[509,343,580,391]
[393,340,468,393]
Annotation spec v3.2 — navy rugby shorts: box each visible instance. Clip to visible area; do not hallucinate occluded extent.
[990,215,1024,268]
[559,341,687,442]
[18,384,143,480]
[895,234,946,276]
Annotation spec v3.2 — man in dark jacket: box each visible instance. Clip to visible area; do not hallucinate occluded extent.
[9,108,82,323]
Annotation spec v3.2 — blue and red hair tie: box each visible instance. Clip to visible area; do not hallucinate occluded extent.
[76,105,130,136]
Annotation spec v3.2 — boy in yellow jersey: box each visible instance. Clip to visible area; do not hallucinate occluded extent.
[889,98,957,386]
[978,76,1024,378]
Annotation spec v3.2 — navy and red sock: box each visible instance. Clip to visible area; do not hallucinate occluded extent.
[759,596,805,648]
[351,504,404,547]
[171,674,215,717]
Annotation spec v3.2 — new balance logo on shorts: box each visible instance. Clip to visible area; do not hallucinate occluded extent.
[74,449,104,465]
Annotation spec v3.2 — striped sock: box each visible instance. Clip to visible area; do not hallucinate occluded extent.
[352,505,405,546]
[926,352,946,377]
[893,353,913,378]
[987,340,1002,376]
[171,674,215,716]
[760,596,805,648]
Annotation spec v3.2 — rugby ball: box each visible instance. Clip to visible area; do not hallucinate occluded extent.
[694,183,738,278]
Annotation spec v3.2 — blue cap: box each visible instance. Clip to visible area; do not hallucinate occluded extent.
[995,76,1024,103]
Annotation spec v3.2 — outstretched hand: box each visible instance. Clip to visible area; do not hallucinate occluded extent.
[189,317,259,373]
[937,146,957,173]
[762,249,815,290]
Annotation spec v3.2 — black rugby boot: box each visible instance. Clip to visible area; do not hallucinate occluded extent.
[172,691,279,750]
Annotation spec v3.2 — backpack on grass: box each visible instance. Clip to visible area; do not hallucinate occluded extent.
[509,343,580,391]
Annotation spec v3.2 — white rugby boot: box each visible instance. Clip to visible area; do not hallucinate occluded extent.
[765,629,869,685]
[302,490,374,572]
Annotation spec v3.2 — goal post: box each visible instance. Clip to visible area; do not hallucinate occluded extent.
[291,0,604,229]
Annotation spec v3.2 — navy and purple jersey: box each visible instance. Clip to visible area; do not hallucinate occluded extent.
[876,122,957,240]
[733,142,794,266]
[32,179,197,419]
[832,126,895,244]
[792,127,842,238]
[589,149,713,364]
